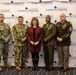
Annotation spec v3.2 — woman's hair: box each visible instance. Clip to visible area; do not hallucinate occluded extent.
[31,17,39,27]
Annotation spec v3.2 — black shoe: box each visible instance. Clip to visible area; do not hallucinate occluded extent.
[43,66,48,69]
[62,68,68,72]
[57,67,64,70]
[32,66,36,70]
[36,65,38,70]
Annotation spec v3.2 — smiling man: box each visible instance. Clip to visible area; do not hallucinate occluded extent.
[42,15,56,71]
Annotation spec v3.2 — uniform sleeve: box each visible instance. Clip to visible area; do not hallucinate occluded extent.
[61,23,73,41]
[46,25,56,41]
[0,25,11,40]
[23,26,29,39]
[7,26,11,39]
[12,26,21,40]
[0,35,5,40]
[38,28,43,42]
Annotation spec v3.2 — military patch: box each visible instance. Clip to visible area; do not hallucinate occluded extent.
[48,24,52,30]
[46,24,49,28]
[57,24,59,27]
[69,27,72,31]
[62,24,66,29]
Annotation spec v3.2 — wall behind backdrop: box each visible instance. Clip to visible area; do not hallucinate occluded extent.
[0,0,76,67]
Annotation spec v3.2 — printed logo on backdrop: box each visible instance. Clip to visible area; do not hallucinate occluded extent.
[46,6,68,11]
[17,7,38,13]
[55,0,76,3]
[66,13,76,19]
[71,42,76,46]
[0,9,10,13]
[34,13,53,19]
[5,14,20,20]
[73,29,76,32]
[29,0,53,4]
[0,1,24,5]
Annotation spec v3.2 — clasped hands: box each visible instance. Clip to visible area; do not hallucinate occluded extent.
[30,41,39,46]
[57,37,62,42]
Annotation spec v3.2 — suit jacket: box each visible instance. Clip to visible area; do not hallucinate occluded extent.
[42,22,56,46]
[56,20,73,46]
[27,26,43,52]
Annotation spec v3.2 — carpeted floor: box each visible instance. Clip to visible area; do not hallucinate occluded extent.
[0,67,76,75]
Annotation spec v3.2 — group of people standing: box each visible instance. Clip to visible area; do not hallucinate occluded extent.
[0,13,73,72]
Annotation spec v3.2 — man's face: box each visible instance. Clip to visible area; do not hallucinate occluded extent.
[18,18,23,25]
[45,16,51,23]
[60,14,66,21]
[0,15,5,22]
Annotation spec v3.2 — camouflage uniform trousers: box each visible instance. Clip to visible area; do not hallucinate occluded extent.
[58,46,69,69]
[13,46,27,66]
[0,43,8,63]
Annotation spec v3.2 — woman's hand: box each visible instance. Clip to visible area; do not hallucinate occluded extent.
[34,41,39,46]
[30,41,34,45]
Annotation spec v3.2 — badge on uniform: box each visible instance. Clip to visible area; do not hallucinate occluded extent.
[48,24,52,30]
[57,24,59,27]
[69,27,72,31]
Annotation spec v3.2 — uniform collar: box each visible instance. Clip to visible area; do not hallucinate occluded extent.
[0,22,5,25]
[46,22,52,26]
[60,20,66,24]
[17,23,24,27]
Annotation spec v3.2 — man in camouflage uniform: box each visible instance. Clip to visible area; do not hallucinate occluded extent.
[42,15,56,71]
[0,14,12,71]
[56,13,73,72]
[12,16,29,71]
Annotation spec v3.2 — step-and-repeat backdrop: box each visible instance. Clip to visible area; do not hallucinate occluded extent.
[0,0,76,67]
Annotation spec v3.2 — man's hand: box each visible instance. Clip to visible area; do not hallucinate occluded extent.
[21,38,26,42]
[57,37,62,42]
[5,38,9,42]
[59,38,62,42]
[44,38,47,42]
[57,37,60,41]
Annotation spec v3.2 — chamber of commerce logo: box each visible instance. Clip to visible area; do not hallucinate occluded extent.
[0,1,24,5]
[29,0,53,4]
[55,0,76,3]
[35,13,53,19]
[66,13,76,18]
[17,7,38,12]
[0,9,10,13]
[46,6,68,11]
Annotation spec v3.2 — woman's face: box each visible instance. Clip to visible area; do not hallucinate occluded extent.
[32,20,37,26]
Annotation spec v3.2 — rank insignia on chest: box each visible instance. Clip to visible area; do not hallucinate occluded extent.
[48,25,52,30]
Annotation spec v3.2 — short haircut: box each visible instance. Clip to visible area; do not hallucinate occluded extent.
[18,16,23,19]
[0,13,4,16]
